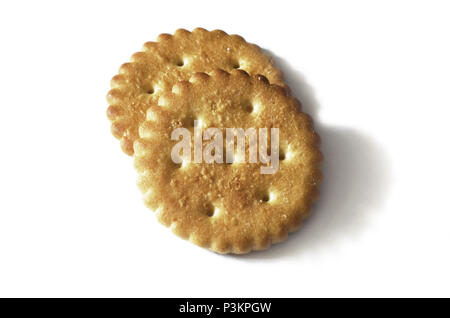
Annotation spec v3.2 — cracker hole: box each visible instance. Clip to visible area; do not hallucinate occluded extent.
[242,100,253,113]
[230,59,240,69]
[279,150,286,161]
[147,87,154,94]
[205,204,215,217]
[258,191,270,203]
[175,59,184,67]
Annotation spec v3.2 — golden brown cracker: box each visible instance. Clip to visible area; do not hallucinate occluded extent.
[107,28,287,155]
[134,69,322,254]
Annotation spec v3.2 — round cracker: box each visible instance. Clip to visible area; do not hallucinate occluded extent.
[107,28,287,155]
[134,69,322,254]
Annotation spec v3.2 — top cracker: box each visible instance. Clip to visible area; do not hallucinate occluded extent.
[134,70,322,254]
[107,28,287,155]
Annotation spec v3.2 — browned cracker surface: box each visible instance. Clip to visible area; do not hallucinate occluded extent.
[134,70,322,254]
[107,28,287,155]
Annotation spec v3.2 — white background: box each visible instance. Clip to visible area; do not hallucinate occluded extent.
[0,0,449,297]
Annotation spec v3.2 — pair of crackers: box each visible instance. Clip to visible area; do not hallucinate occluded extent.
[107,28,322,254]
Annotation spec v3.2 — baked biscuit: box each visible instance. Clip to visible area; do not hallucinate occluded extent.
[134,69,322,254]
[107,28,287,155]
